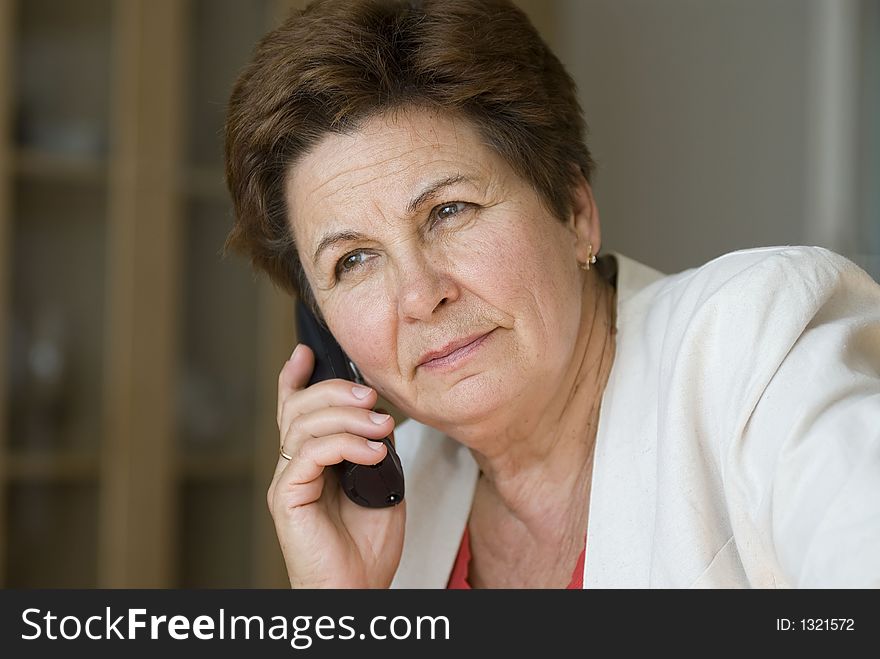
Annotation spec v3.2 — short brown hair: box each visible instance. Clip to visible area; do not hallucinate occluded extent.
[224,0,595,309]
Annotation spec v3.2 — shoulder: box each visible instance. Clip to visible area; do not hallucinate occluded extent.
[624,246,877,342]
[592,248,880,586]
[647,245,864,309]
[666,248,880,587]
[610,245,880,454]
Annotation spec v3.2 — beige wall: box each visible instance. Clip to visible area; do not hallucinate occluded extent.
[552,0,877,278]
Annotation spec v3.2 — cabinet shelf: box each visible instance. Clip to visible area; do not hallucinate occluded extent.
[14,147,106,184]
[4,450,99,481]
[178,452,252,481]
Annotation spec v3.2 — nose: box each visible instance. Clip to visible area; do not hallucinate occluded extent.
[396,251,459,322]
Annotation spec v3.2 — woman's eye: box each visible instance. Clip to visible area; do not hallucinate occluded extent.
[335,251,371,278]
[431,201,469,226]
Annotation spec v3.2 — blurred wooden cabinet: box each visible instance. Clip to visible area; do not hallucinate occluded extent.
[0,0,303,587]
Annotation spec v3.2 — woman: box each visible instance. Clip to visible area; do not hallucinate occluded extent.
[224,0,880,588]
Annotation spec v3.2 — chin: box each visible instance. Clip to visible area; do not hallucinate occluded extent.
[407,369,526,430]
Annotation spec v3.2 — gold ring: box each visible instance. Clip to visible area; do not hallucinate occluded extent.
[279,446,293,461]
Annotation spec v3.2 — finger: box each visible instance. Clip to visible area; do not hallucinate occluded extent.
[268,470,326,512]
[273,432,388,498]
[278,378,378,435]
[281,407,394,457]
[372,407,397,450]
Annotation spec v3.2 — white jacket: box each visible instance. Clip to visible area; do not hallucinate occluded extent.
[389,246,880,588]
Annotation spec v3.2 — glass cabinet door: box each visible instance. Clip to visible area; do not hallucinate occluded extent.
[3,0,112,587]
[175,0,274,588]
[1,0,299,588]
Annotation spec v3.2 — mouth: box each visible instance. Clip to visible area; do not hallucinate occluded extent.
[417,329,496,371]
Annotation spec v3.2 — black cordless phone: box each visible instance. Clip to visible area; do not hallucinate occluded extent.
[295,300,405,508]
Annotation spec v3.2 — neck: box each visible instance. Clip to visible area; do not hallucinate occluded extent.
[456,267,617,524]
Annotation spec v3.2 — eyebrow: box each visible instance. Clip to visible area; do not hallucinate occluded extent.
[312,230,367,266]
[311,174,473,265]
[405,174,470,214]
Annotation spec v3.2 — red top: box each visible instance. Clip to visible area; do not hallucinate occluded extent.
[447,526,586,589]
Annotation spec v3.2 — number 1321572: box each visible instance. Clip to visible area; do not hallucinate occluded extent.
[776,619,854,631]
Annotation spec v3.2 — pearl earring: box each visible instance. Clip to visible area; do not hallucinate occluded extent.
[579,244,597,271]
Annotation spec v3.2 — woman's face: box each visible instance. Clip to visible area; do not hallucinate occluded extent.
[286,108,593,430]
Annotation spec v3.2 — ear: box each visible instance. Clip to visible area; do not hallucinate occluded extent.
[567,167,601,264]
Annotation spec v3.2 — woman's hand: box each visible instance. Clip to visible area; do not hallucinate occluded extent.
[268,344,405,588]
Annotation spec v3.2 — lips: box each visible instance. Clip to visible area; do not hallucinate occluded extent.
[417,330,495,369]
